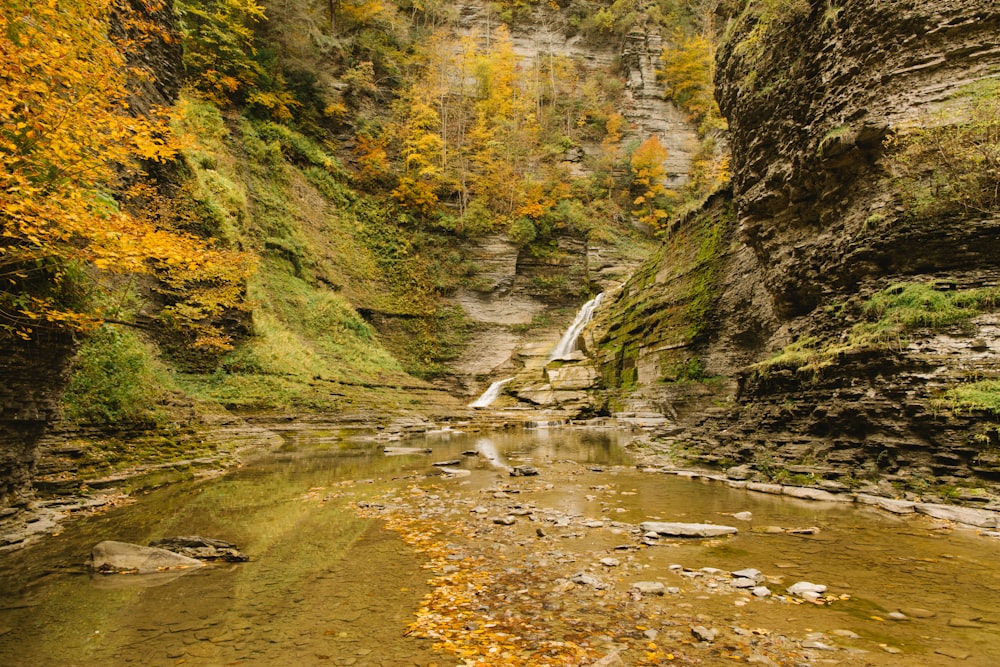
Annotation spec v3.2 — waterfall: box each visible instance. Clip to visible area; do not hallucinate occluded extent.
[548,292,604,361]
[468,377,514,408]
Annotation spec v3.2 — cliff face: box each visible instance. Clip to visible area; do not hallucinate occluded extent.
[594,0,1000,495]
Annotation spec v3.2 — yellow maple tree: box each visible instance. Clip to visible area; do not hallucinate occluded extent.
[0,0,247,344]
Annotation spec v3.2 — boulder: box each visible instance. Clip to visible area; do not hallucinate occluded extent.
[149,536,249,562]
[545,364,599,391]
[90,540,205,574]
[639,521,738,537]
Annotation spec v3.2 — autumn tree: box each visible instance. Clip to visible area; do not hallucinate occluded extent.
[658,30,725,134]
[629,135,674,234]
[392,100,445,214]
[468,25,539,220]
[0,0,248,344]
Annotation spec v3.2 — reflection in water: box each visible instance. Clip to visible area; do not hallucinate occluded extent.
[474,437,505,469]
[0,427,998,666]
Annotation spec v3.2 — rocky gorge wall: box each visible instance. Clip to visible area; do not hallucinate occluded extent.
[585,0,1000,498]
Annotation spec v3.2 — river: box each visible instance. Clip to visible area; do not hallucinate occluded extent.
[1,426,998,666]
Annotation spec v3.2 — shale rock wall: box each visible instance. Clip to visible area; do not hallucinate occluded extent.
[592,0,1000,496]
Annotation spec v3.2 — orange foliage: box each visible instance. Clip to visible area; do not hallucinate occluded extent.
[630,135,675,234]
[0,0,248,343]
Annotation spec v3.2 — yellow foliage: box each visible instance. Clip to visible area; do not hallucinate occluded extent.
[0,0,248,342]
[658,31,718,127]
[629,135,675,234]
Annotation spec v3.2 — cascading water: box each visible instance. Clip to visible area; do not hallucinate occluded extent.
[468,377,514,408]
[548,292,604,361]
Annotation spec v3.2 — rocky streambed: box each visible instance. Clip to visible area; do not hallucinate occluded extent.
[2,425,1000,666]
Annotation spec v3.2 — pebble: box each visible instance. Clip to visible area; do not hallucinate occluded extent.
[600,557,620,567]
[690,625,717,642]
[786,581,827,597]
[801,641,836,651]
[733,511,753,521]
[880,645,903,654]
[732,577,757,589]
[493,516,516,526]
[752,586,772,597]
[887,611,908,621]
[571,573,609,589]
[831,629,860,639]
[631,581,665,595]
[948,618,985,628]
[900,607,935,618]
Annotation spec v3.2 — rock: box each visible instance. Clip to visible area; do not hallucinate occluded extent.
[752,586,771,597]
[571,572,609,589]
[599,557,620,567]
[732,511,753,521]
[509,465,539,477]
[431,459,462,467]
[90,540,205,574]
[786,581,827,597]
[691,625,717,642]
[726,465,752,480]
[781,486,852,503]
[732,568,763,582]
[899,607,935,618]
[948,618,985,628]
[887,611,908,621]
[493,516,516,526]
[439,467,471,477]
[831,629,860,639]
[631,581,665,595]
[746,482,783,495]
[382,447,432,456]
[639,521,738,537]
[732,578,757,589]
[802,641,836,650]
[915,504,1000,529]
[149,536,248,562]
[881,645,903,654]
[935,647,972,660]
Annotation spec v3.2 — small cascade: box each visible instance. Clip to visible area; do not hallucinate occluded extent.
[468,377,515,408]
[549,292,604,361]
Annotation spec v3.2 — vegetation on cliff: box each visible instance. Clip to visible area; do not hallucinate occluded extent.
[3,0,733,428]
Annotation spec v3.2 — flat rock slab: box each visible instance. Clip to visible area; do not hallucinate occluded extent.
[383,447,432,456]
[90,540,205,574]
[639,522,738,537]
[149,536,249,562]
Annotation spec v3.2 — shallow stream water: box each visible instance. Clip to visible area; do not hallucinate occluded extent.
[1,426,998,666]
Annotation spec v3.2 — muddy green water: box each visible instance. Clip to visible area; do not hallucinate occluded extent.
[1,427,998,666]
